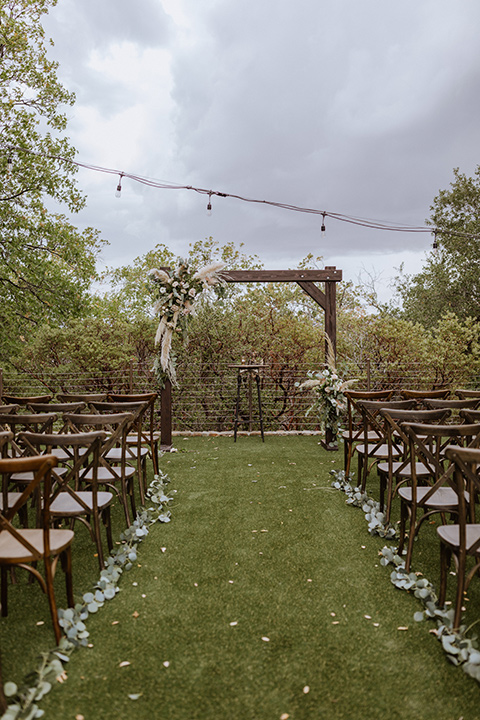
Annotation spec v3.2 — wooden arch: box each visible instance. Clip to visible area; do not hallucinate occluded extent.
[160,266,342,448]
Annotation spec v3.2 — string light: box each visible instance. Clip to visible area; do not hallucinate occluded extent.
[321,212,326,237]
[7,156,12,175]
[432,231,438,251]
[5,144,480,242]
[206,192,212,216]
[115,173,123,198]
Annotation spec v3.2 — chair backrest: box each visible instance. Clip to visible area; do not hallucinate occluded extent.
[380,407,451,454]
[357,399,415,433]
[56,393,107,403]
[62,411,135,458]
[402,421,480,487]
[460,409,480,424]
[0,431,13,455]
[400,389,450,399]
[344,390,395,435]
[2,394,52,406]
[17,431,107,504]
[0,405,19,414]
[455,389,480,399]
[0,413,58,456]
[424,398,480,410]
[28,402,86,414]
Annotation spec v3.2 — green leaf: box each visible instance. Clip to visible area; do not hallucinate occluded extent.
[4,681,18,697]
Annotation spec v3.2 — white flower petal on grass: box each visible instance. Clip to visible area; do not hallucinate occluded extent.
[230,621,238,626]
[163,661,170,668]
[262,636,270,642]
[128,693,142,700]
[119,661,131,668]
[303,686,310,694]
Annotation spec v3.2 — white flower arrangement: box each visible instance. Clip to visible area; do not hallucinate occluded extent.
[297,333,356,442]
[149,258,226,384]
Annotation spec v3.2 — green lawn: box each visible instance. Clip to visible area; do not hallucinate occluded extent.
[2,436,479,719]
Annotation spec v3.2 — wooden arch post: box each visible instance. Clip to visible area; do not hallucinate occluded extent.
[160,266,342,449]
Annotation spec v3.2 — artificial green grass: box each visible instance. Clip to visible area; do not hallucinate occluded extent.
[2,436,480,719]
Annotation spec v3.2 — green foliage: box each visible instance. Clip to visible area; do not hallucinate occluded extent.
[0,0,104,363]
[397,166,480,326]
[12,314,156,391]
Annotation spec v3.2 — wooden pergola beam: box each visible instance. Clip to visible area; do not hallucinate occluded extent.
[222,268,342,283]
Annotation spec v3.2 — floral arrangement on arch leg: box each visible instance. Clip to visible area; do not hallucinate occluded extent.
[149,258,226,386]
[298,334,356,446]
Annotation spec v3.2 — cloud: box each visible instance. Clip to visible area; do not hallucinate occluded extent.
[40,0,480,293]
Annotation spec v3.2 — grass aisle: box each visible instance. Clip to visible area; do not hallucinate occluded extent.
[36,436,479,719]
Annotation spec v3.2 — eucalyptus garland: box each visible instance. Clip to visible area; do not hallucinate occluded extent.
[2,471,173,720]
[330,467,480,684]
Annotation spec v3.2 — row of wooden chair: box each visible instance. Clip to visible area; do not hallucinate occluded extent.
[343,388,480,630]
[0,391,160,474]
[0,393,160,643]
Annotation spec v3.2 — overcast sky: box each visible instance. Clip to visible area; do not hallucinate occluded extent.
[42,0,480,299]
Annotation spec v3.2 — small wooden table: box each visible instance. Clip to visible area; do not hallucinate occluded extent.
[229,365,265,442]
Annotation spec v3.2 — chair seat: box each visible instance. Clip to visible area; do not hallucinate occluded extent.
[0,528,74,563]
[0,492,23,510]
[398,485,467,509]
[10,467,68,483]
[50,491,113,515]
[105,447,148,461]
[355,443,400,459]
[83,466,135,482]
[341,430,381,442]
[437,524,480,553]
[377,461,432,478]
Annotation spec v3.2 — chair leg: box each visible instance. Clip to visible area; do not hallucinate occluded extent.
[398,500,408,556]
[438,543,451,609]
[453,547,467,631]
[104,506,114,553]
[44,557,62,645]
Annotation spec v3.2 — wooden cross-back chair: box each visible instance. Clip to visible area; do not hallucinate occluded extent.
[17,430,112,570]
[399,421,480,572]
[108,393,159,474]
[377,407,451,522]
[0,412,58,463]
[0,454,74,644]
[354,399,416,491]
[62,412,137,526]
[89,401,150,504]
[439,446,480,630]
[342,390,395,476]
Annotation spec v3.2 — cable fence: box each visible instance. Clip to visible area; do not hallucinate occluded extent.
[1,359,478,433]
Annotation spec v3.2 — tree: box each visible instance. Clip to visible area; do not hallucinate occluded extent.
[396,166,480,326]
[0,0,103,364]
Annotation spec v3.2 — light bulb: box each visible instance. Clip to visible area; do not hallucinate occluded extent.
[115,174,123,198]
[206,192,212,216]
[7,157,13,175]
[321,213,326,237]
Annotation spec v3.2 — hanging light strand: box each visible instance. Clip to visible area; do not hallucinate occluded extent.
[6,144,480,242]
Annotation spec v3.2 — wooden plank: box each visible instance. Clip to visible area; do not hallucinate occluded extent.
[297,281,326,309]
[222,268,342,283]
[160,379,172,449]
